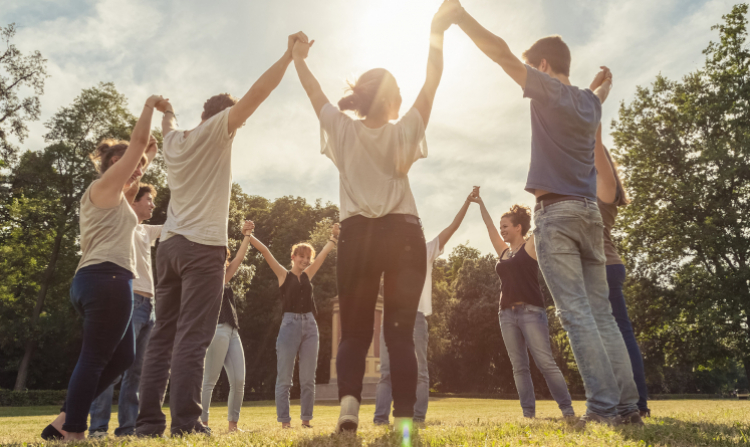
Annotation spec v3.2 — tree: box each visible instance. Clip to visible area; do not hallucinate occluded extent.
[5,83,137,390]
[612,4,750,386]
[0,23,48,165]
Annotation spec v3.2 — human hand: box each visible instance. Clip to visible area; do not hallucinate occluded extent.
[468,186,482,203]
[155,98,172,113]
[292,39,315,60]
[287,31,309,54]
[432,0,462,32]
[146,95,165,108]
[331,223,340,239]
[242,220,255,236]
[590,66,613,91]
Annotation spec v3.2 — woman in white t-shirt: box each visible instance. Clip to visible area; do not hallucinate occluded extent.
[290,2,461,433]
[42,95,163,441]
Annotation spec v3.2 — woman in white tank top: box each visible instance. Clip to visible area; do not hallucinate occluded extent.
[290,2,462,434]
[42,95,164,441]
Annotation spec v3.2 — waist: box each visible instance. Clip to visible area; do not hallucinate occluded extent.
[534,193,592,212]
[501,302,545,311]
[341,213,421,228]
[75,261,134,279]
[283,311,315,319]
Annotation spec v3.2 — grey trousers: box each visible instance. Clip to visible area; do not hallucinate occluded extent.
[135,235,226,436]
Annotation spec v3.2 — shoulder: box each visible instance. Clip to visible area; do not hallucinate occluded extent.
[398,107,425,129]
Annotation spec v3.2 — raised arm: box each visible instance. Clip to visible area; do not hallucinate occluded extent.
[411,2,455,126]
[437,196,472,250]
[453,1,527,88]
[595,124,617,204]
[157,98,176,137]
[245,221,288,287]
[292,39,330,118]
[469,191,509,257]
[90,95,162,208]
[590,66,613,104]
[225,221,254,284]
[304,223,340,280]
[227,32,308,133]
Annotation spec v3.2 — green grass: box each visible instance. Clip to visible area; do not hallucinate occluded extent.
[1,398,748,446]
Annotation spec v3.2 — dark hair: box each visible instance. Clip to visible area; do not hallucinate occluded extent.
[135,183,157,203]
[202,93,238,121]
[338,68,398,118]
[603,146,630,207]
[501,204,532,237]
[522,35,571,77]
[90,139,129,174]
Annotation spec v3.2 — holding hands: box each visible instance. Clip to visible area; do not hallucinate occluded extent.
[432,0,465,33]
[291,32,314,60]
[330,223,340,243]
[242,220,255,236]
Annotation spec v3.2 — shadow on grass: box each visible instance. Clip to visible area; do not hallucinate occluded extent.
[614,416,750,447]
[295,428,427,447]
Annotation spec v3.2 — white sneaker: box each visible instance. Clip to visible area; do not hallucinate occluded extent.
[335,395,360,433]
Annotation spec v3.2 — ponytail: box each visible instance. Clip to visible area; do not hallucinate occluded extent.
[89,139,129,175]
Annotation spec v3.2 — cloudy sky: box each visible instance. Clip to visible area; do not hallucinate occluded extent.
[3,0,735,256]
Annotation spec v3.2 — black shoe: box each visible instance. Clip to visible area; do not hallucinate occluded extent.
[639,409,651,418]
[618,411,645,426]
[171,423,211,437]
[41,424,64,440]
[573,413,617,431]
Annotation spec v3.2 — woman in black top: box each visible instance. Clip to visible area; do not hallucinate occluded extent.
[201,221,252,432]
[247,221,339,428]
[470,188,574,418]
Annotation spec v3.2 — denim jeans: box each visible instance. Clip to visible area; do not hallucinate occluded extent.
[89,293,155,435]
[275,312,319,423]
[336,215,426,418]
[374,311,429,424]
[607,264,649,412]
[61,262,135,433]
[202,324,246,423]
[498,304,574,418]
[534,200,638,418]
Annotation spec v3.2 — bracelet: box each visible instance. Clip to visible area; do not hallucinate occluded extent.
[165,110,175,115]
[329,238,338,245]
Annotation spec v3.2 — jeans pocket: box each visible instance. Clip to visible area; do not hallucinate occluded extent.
[546,220,580,254]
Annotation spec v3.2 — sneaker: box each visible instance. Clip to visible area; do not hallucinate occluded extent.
[171,423,211,437]
[88,430,108,439]
[617,411,645,427]
[335,395,359,433]
[572,413,617,431]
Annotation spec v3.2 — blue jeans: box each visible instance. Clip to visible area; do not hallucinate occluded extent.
[89,293,155,435]
[534,200,638,418]
[374,312,429,424]
[498,304,574,418]
[275,312,319,423]
[202,324,246,423]
[607,264,649,412]
[61,262,135,433]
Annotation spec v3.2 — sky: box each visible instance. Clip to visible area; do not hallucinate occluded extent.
[2,0,737,257]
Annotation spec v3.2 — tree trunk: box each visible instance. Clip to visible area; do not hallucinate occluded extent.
[14,222,65,391]
[744,356,750,391]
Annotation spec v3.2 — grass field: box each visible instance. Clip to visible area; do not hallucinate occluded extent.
[1,398,748,446]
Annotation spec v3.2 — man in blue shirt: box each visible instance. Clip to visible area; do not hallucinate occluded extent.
[447,0,641,429]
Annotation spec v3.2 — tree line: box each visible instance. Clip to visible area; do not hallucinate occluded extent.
[1,4,749,397]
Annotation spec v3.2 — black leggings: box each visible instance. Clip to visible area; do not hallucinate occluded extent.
[62,262,135,433]
[336,214,426,418]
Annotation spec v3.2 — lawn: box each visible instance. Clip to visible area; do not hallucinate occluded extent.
[1,398,748,446]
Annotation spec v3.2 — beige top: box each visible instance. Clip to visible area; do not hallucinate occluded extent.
[598,190,624,265]
[132,224,162,297]
[76,180,139,275]
[161,108,235,246]
[320,104,427,220]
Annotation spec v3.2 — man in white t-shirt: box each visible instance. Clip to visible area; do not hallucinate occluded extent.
[136,32,310,438]
[88,184,162,438]
[373,196,473,424]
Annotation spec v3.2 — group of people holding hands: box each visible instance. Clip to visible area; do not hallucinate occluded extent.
[41,0,650,441]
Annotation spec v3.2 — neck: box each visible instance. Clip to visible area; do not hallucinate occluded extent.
[362,111,390,129]
[291,266,304,276]
[552,73,571,85]
[508,236,525,250]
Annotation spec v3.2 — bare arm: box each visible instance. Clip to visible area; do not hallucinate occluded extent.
[525,233,537,261]
[455,3,527,88]
[590,66,613,104]
[90,95,162,208]
[304,224,339,280]
[157,99,176,137]
[595,124,617,203]
[437,196,471,250]
[292,40,330,118]
[227,32,309,133]
[471,196,509,257]
[245,221,288,286]
[225,236,251,284]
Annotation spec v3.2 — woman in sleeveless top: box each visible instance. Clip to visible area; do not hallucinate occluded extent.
[291,2,461,433]
[470,189,575,418]
[201,220,254,432]
[247,221,339,428]
[42,95,163,441]
[594,125,650,417]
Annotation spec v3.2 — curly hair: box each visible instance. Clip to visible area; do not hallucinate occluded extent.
[135,183,156,203]
[501,204,532,237]
[202,93,238,121]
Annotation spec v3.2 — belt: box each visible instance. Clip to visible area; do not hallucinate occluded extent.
[534,193,588,212]
[341,213,422,228]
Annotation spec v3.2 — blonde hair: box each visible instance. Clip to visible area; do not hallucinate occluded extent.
[89,139,148,176]
[338,68,398,118]
[291,243,316,262]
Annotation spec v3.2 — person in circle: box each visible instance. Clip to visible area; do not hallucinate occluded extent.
[469,188,575,419]
[246,221,339,428]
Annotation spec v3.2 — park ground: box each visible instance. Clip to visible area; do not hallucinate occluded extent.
[0,398,748,446]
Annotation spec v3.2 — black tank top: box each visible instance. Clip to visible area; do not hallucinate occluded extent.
[218,285,239,329]
[279,271,316,314]
[495,243,545,309]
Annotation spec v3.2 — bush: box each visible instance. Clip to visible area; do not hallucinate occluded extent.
[0,390,69,407]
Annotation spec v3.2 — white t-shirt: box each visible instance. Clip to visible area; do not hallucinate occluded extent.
[132,224,162,297]
[161,108,235,246]
[418,235,443,316]
[320,103,427,220]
